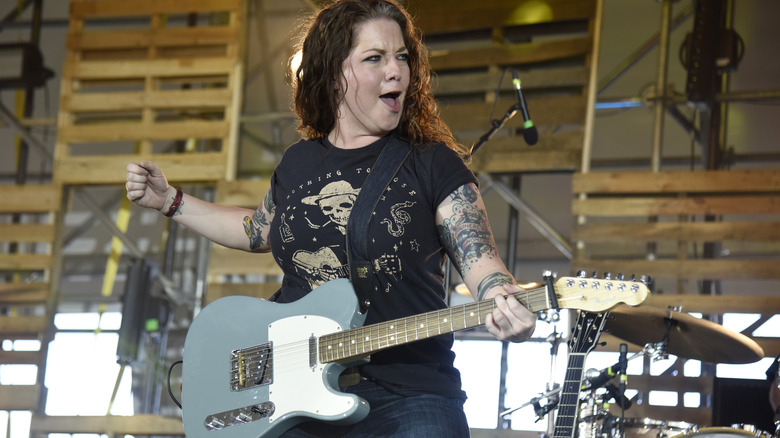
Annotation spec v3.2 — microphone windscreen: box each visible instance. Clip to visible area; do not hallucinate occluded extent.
[523,126,539,146]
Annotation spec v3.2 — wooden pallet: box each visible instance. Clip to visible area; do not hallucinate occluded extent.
[54,0,246,184]
[0,184,63,412]
[572,169,780,280]
[409,0,598,172]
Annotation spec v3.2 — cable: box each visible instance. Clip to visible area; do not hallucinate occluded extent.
[168,360,183,409]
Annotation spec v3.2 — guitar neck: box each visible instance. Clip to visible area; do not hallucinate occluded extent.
[318,285,552,364]
[552,353,586,438]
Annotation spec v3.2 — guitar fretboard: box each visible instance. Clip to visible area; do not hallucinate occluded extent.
[553,353,586,438]
[318,286,551,363]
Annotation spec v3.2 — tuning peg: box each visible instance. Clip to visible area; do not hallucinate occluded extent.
[629,274,636,282]
[603,272,613,280]
[591,271,598,278]
[616,273,625,281]
[640,274,653,285]
[576,270,588,278]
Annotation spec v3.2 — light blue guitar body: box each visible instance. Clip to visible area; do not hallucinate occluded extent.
[181,278,369,438]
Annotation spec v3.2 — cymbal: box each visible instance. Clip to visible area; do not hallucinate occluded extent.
[604,305,764,364]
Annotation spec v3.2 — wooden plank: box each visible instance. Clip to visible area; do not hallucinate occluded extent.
[70,0,242,18]
[68,26,238,51]
[215,179,271,207]
[572,195,780,216]
[573,169,780,194]
[571,259,780,280]
[208,246,283,276]
[0,282,49,303]
[73,57,235,80]
[0,254,53,271]
[0,282,49,295]
[0,224,56,242]
[0,185,61,213]
[644,294,780,314]
[30,414,184,434]
[441,95,587,131]
[430,37,592,72]
[411,0,595,34]
[433,66,588,96]
[471,148,581,173]
[0,316,48,335]
[572,221,780,242]
[205,282,280,305]
[0,385,39,410]
[63,88,233,112]
[57,119,229,142]
[55,153,228,184]
[0,350,41,365]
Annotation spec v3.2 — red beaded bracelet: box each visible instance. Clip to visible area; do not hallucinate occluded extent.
[163,187,183,218]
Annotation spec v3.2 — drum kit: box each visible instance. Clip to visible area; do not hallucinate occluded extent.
[508,304,776,438]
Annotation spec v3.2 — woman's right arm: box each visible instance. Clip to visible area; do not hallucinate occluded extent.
[125,161,274,253]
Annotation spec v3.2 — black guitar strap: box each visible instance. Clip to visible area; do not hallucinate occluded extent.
[346,134,412,314]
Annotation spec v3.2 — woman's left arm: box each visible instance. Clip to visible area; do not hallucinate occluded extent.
[436,183,536,342]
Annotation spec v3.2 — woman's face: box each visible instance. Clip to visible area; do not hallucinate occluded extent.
[331,18,410,147]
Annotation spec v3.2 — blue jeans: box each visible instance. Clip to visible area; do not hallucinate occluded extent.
[279,379,470,437]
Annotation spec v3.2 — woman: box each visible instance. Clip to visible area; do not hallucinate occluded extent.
[126,0,536,436]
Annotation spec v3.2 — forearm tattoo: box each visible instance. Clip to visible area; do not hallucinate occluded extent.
[477,272,514,301]
[243,188,275,250]
[437,183,499,276]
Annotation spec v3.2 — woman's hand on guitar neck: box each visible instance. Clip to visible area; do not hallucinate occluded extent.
[484,284,536,343]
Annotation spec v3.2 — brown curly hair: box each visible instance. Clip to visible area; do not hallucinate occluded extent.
[289,0,467,158]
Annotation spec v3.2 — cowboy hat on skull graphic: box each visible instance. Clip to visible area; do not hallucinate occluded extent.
[302,180,361,235]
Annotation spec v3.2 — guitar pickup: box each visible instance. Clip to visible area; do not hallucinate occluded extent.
[205,401,275,430]
[230,343,273,391]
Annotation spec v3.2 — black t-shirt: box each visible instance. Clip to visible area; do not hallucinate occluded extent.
[268,133,477,399]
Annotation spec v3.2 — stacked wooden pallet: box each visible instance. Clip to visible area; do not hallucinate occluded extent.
[54,0,246,185]
[0,184,62,414]
[19,0,246,434]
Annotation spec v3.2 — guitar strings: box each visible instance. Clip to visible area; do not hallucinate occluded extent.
[237,287,553,378]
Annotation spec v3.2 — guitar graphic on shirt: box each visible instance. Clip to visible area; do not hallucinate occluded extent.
[292,247,402,286]
[181,274,650,437]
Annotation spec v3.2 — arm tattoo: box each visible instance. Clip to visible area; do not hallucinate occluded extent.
[437,183,499,276]
[243,188,275,251]
[477,272,514,301]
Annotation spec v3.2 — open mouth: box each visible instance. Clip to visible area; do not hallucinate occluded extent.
[379,92,402,112]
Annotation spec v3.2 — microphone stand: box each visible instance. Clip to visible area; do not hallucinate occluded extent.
[468,102,521,159]
[618,343,628,438]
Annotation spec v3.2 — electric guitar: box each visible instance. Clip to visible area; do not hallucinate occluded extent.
[552,310,609,438]
[181,274,650,438]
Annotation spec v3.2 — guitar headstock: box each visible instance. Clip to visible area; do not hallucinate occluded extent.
[553,271,651,312]
[570,311,608,354]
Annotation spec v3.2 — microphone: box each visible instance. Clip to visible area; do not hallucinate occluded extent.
[619,343,628,395]
[583,356,627,390]
[511,69,538,146]
[605,382,632,410]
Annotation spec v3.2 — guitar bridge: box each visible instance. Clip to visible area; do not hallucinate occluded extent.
[230,342,273,391]
[204,401,275,430]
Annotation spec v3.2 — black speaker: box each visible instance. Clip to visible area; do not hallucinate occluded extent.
[712,377,774,433]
